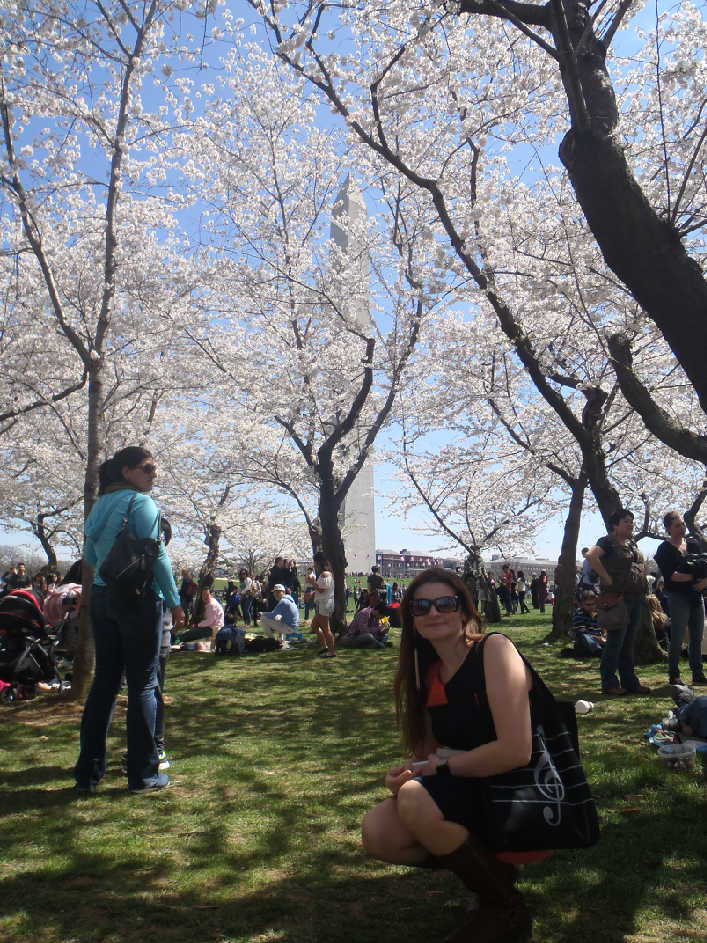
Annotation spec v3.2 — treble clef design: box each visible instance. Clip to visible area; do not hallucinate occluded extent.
[533,724,564,826]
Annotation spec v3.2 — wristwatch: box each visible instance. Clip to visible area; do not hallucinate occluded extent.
[436,759,451,777]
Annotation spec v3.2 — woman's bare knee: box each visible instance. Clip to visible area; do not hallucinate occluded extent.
[396,779,439,829]
[361,798,419,862]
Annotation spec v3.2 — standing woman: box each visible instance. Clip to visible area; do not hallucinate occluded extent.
[361,567,534,942]
[74,447,184,794]
[238,569,254,626]
[516,571,530,614]
[585,509,650,697]
[309,551,336,657]
[654,511,707,685]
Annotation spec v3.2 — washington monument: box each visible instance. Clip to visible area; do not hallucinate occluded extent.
[331,176,376,573]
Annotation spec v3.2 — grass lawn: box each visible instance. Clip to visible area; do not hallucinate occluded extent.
[1,612,705,943]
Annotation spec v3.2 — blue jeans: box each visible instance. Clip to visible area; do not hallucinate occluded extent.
[600,596,642,692]
[74,584,163,790]
[240,595,253,625]
[666,591,705,681]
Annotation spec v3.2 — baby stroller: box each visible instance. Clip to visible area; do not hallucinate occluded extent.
[0,589,60,704]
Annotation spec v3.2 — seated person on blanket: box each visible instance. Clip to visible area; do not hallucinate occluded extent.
[260,583,299,645]
[572,591,606,656]
[175,580,224,650]
[361,567,534,943]
[340,600,389,649]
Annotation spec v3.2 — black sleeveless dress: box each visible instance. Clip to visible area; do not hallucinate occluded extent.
[419,635,528,831]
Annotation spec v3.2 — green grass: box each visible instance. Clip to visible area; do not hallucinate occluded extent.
[1,613,705,943]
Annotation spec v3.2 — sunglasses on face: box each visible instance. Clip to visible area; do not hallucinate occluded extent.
[137,463,157,474]
[411,595,461,616]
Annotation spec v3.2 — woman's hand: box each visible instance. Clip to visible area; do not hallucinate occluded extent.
[406,753,442,777]
[385,764,417,796]
[694,577,707,591]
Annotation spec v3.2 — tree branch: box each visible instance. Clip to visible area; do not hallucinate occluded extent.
[608,333,707,464]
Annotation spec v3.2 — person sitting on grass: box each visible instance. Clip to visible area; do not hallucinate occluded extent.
[572,591,606,657]
[340,600,390,649]
[174,579,224,651]
[260,583,299,647]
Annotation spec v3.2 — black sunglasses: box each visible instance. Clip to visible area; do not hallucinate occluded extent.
[137,463,157,474]
[411,595,461,616]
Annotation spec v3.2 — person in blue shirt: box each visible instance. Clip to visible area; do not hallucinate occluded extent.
[260,583,299,647]
[74,446,184,795]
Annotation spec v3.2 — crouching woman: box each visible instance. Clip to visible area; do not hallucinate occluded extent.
[361,567,534,943]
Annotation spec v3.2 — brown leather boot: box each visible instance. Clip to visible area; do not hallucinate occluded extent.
[431,837,532,943]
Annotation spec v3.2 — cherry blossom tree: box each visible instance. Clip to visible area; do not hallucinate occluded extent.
[166,44,439,629]
[248,0,706,463]
[0,0,223,693]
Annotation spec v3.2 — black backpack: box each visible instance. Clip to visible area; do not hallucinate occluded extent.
[99,495,161,600]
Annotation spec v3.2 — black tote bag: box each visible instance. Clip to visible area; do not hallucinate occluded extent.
[476,648,600,852]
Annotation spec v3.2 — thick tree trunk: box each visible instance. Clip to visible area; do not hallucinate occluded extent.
[634,599,667,666]
[318,486,348,635]
[33,519,58,571]
[461,1,707,415]
[72,367,104,701]
[549,475,587,640]
[560,130,707,416]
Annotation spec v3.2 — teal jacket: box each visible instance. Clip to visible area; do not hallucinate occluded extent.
[84,488,180,609]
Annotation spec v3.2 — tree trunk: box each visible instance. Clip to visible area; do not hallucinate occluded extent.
[72,567,95,701]
[192,521,222,625]
[317,485,348,635]
[33,519,58,571]
[71,366,104,701]
[560,129,707,416]
[549,475,587,640]
[634,598,668,666]
[550,0,707,415]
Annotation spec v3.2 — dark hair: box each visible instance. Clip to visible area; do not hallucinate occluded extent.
[607,508,633,530]
[395,567,482,755]
[98,446,152,494]
[517,571,525,580]
[663,509,682,531]
[64,559,83,584]
[313,552,331,570]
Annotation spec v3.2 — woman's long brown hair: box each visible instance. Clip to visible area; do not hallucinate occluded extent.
[394,567,482,755]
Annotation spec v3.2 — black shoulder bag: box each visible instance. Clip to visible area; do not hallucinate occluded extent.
[475,636,600,852]
[99,494,162,600]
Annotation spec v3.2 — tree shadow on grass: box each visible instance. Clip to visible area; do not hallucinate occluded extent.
[3,636,702,943]
[0,849,473,943]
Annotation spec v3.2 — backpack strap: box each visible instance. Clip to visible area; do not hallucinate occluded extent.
[471,632,554,713]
